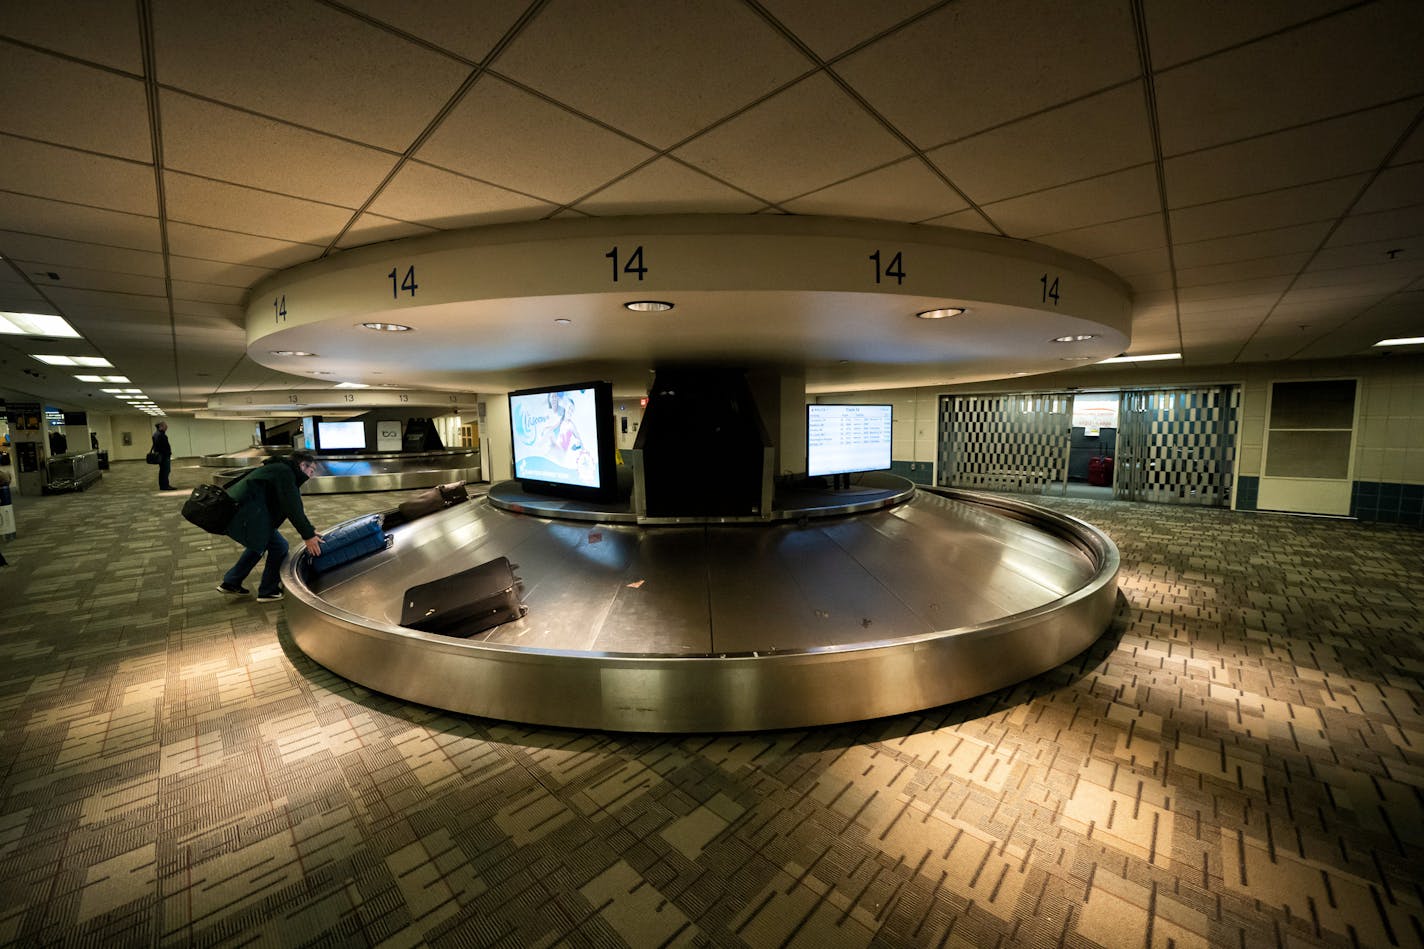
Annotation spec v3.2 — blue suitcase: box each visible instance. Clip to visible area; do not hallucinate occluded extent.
[309,514,389,573]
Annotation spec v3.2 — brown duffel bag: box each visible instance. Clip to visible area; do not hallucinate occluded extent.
[390,480,470,525]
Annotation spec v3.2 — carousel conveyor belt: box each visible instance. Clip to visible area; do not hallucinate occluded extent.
[282,483,1119,732]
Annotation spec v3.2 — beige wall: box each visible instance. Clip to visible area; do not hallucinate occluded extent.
[819,354,1424,486]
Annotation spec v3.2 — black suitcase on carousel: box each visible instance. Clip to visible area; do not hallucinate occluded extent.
[400,556,526,635]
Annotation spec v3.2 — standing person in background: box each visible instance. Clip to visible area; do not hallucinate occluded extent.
[217,451,323,602]
[152,421,174,491]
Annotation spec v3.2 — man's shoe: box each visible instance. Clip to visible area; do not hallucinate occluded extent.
[256,591,284,603]
[217,584,250,596]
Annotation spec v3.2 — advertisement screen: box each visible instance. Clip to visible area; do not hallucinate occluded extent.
[317,420,366,450]
[807,404,893,477]
[510,385,604,488]
[300,416,316,451]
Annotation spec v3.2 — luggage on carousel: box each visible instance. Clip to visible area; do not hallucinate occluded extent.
[1087,455,1114,487]
[394,480,470,522]
[400,556,526,636]
[309,514,389,573]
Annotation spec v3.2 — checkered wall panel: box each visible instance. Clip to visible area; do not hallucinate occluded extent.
[1118,386,1239,506]
[937,393,1071,493]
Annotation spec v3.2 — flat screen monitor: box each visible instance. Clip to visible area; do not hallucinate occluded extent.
[508,381,615,499]
[300,416,316,451]
[316,420,366,451]
[806,403,893,477]
[63,411,87,426]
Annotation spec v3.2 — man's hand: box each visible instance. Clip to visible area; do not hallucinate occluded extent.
[304,535,323,556]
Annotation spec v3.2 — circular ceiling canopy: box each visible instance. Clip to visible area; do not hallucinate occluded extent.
[245,215,1131,394]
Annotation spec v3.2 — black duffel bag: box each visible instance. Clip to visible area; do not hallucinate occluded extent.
[181,483,238,534]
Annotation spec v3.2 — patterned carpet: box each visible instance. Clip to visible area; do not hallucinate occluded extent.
[0,460,1420,948]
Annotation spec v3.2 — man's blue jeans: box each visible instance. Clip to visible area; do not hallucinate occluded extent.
[222,531,289,597]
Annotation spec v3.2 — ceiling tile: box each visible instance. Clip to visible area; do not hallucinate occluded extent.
[782,157,966,223]
[0,45,151,161]
[983,166,1160,238]
[918,209,999,235]
[674,73,908,204]
[1163,101,1417,206]
[1176,254,1311,287]
[12,264,166,298]
[1169,176,1367,244]
[1124,270,1175,294]
[0,192,160,252]
[168,255,275,288]
[1352,162,1424,214]
[47,286,167,313]
[1142,0,1360,70]
[416,76,655,205]
[1034,213,1165,259]
[164,172,355,245]
[1310,237,1422,271]
[835,0,1138,148]
[172,281,248,307]
[1325,206,1424,248]
[1393,120,1424,165]
[927,85,1153,205]
[1173,221,1330,269]
[367,162,555,228]
[160,91,400,207]
[1180,292,1284,316]
[573,159,766,216]
[1154,1,1424,154]
[165,221,320,270]
[1297,261,1417,287]
[337,0,530,63]
[151,0,471,151]
[0,134,156,217]
[1093,246,1171,277]
[0,231,164,277]
[1179,277,1292,304]
[493,0,811,149]
[334,214,440,251]
[758,0,939,60]
[2,0,145,73]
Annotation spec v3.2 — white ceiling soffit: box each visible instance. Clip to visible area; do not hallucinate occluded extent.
[0,0,1420,413]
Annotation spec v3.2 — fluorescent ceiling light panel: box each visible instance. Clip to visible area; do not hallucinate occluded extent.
[334,382,370,388]
[1373,336,1424,347]
[0,312,81,337]
[1097,353,1182,364]
[75,374,105,382]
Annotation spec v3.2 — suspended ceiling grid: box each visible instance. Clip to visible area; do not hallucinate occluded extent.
[0,0,1421,411]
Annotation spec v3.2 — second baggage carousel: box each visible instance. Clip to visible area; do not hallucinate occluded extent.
[282,474,1119,732]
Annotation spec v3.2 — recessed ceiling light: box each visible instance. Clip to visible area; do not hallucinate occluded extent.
[32,354,113,367]
[100,388,124,393]
[334,382,369,388]
[1373,336,1424,347]
[75,375,105,382]
[0,312,80,337]
[1096,353,1182,364]
[309,370,333,374]
[104,375,129,383]
[1060,356,1096,361]
[624,301,673,312]
[1052,334,1097,343]
[916,307,965,320]
[270,350,317,357]
[554,318,572,325]
[361,322,412,332]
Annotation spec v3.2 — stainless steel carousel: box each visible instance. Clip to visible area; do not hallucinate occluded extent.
[204,448,482,494]
[281,473,1119,732]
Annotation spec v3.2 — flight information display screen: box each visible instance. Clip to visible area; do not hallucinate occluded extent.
[806,403,893,477]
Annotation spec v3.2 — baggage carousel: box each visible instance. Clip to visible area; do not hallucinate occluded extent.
[281,474,1119,732]
[206,448,481,494]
